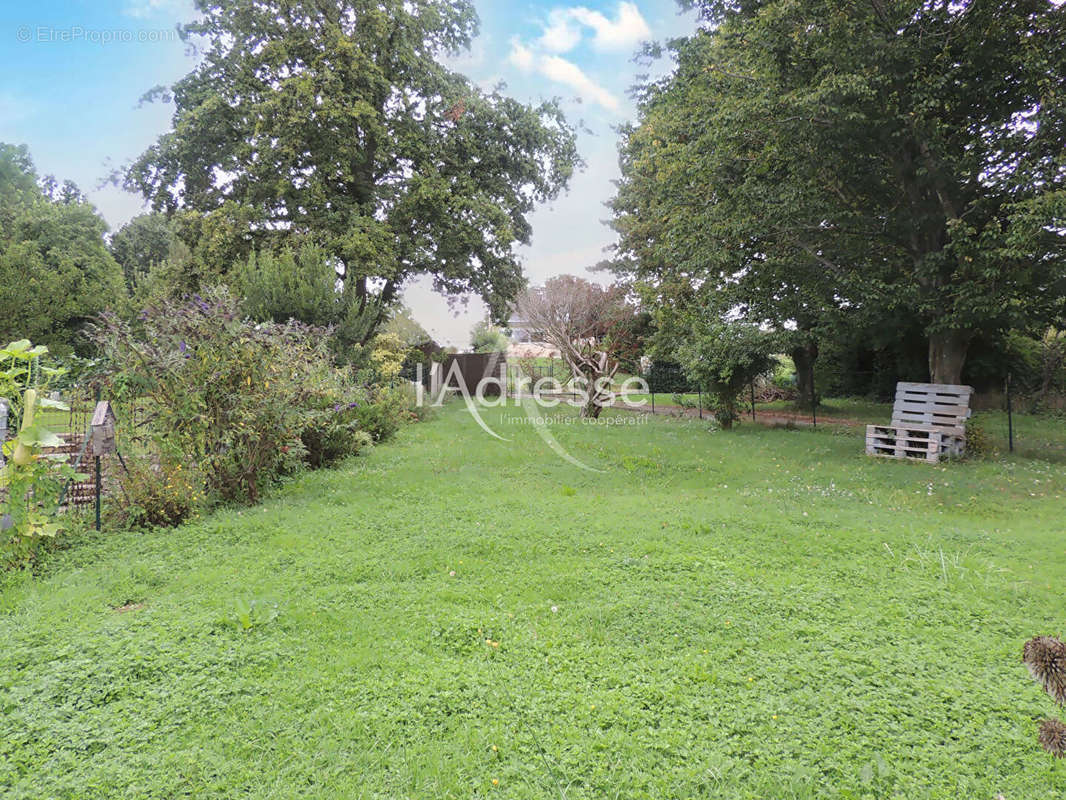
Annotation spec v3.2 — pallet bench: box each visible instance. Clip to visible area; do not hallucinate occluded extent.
[865,382,973,464]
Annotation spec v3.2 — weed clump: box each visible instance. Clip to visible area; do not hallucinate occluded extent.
[1038,718,1066,758]
[1023,635,1066,759]
[1023,636,1066,706]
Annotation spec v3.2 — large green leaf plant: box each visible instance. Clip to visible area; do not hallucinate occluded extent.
[0,339,80,567]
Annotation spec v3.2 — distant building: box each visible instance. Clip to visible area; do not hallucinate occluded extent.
[505,314,559,358]
[507,313,534,343]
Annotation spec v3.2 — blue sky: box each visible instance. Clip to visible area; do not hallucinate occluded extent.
[0,0,695,345]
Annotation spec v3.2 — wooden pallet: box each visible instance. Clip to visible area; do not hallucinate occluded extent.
[865,382,973,463]
[893,383,972,437]
[866,424,943,463]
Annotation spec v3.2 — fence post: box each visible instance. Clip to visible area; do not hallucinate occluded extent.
[94,385,102,532]
[0,398,7,468]
[1006,373,1014,453]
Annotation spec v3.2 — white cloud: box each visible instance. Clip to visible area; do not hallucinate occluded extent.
[538,9,582,53]
[530,3,651,55]
[506,2,647,109]
[538,55,619,111]
[123,0,191,19]
[507,38,535,72]
[570,3,651,51]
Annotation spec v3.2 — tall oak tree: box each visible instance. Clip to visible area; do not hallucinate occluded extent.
[127,0,580,340]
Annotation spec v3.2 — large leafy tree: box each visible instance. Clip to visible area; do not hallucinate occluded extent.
[0,144,126,356]
[109,212,176,290]
[126,0,580,341]
[383,304,434,347]
[612,0,1066,385]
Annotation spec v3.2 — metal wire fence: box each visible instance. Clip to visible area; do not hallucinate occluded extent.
[1,384,146,525]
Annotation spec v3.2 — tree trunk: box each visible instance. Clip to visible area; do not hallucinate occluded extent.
[567,350,617,420]
[580,373,613,419]
[582,395,604,419]
[791,341,819,410]
[928,330,973,385]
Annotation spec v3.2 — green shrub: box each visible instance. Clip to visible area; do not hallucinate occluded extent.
[298,389,375,468]
[367,333,410,381]
[354,382,422,442]
[294,354,375,468]
[355,396,404,442]
[111,456,203,529]
[470,319,508,353]
[671,392,696,409]
[771,355,798,393]
[964,416,995,460]
[300,416,373,469]
[93,288,422,506]
[238,244,347,328]
[236,244,384,357]
[674,320,779,429]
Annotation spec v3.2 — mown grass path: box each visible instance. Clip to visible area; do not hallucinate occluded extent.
[2,403,1064,798]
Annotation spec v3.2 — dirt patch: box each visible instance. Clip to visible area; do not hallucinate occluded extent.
[610,402,868,428]
[752,410,868,428]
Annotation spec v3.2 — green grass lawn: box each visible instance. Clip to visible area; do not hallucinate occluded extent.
[2,403,1065,798]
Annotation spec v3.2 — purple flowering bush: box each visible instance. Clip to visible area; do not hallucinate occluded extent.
[93,288,328,505]
[297,358,374,469]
